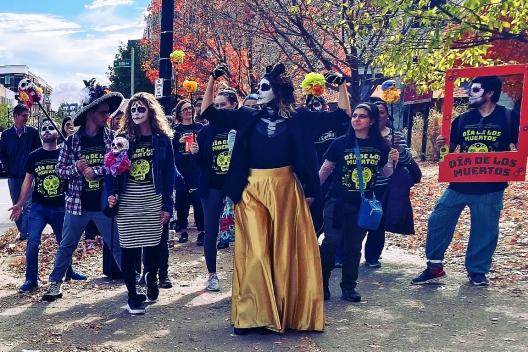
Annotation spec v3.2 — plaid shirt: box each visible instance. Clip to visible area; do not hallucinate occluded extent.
[57,127,113,215]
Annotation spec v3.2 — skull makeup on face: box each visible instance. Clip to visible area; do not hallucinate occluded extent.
[18,78,34,92]
[257,78,275,105]
[131,101,149,125]
[468,83,485,108]
[40,121,58,141]
[111,136,129,154]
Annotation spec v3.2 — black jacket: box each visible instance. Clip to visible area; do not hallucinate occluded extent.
[0,126,41,178]
[201,105,348,204]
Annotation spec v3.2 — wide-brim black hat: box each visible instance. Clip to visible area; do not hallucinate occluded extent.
[73,92,124,127]
[73,78,124,127]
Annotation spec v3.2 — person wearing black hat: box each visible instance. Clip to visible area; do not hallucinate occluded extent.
[42,79,124,302]
[201,62,351,334]
[318,102,399,303]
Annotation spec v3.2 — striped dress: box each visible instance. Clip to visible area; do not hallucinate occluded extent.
[116,137,162,248]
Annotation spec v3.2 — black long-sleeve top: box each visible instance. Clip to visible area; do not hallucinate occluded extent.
[201,105,348,204]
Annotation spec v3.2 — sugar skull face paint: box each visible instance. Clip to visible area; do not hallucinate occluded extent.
[257,78,275,105]
[468,83,485,108]
[40,121,58,142]
[131,100,149,125]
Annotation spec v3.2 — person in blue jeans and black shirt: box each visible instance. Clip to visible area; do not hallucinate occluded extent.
[10,120,86,292]
[319,102,399,302]
[0,104,41,240]
[412,76,520,287]
[42,80,124,301]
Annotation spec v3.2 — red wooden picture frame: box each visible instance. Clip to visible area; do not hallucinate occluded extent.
[438,64,528,182]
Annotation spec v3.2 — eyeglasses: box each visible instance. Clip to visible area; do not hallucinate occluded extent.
[351,113,369,120]
[41,125,55,132]
[131,106,147,114]
[181,107,193,113]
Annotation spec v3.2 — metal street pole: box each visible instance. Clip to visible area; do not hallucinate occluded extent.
[131,46,135,97]
[158,0,174,114]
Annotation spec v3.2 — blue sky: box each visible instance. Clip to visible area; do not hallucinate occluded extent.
[0,0,150,107]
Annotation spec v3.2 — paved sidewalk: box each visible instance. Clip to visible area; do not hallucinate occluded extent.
[0,243,526,351]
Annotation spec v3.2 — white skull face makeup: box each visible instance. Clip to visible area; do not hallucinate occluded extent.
[131,101,149,125]
[257,78,275,105]
[40,121,58,141]
[468,83,485,108]
[111,136,129,154]
[18,78,33,92]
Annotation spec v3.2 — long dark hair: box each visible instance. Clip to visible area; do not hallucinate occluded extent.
[347,102,388,149]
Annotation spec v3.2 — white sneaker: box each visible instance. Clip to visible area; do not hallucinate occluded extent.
[206,274,220,291]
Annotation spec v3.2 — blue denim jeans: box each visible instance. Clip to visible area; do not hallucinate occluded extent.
[8,178,31,236]
[49,211,121,283]
[25,203,74,284]
[426,188,504,274]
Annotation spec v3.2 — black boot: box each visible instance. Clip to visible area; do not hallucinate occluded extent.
[341,288,361,302]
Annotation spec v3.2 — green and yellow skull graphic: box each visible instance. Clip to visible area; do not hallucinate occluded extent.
[43,175,60,196]
[351,167,373,189]
[216,151,231,172]
[130,159,151,181]
[467,143,489,153]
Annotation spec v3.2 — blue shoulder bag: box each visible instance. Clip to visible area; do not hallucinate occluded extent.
[354,140,383,230]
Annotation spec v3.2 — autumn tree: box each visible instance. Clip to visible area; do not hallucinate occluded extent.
[375,0,528,92]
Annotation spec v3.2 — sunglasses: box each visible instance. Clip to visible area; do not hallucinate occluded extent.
[41,125,55,132]
[131,106,147,114]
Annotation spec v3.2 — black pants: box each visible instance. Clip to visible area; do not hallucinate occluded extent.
[201,188,225,273]
[364,186,388,263]
[320,198,366,290]
[175,186,204,231]
[141,223,170,279]
[122,245,160,295]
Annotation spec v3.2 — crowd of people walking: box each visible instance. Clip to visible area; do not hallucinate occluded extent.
[1,63,519,334]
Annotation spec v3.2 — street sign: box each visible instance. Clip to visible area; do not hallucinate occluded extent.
[155,78,163,98]
[113,60,131,68]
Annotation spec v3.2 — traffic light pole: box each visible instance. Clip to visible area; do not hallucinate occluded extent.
[158,0,174,114]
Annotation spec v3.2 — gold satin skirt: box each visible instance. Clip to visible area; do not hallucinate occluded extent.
[231,166,324,332]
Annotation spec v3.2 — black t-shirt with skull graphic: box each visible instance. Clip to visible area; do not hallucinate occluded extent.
[448,104,520,194]
[80,132,105,211]
[324,135,389,203]
[129,135,154,185]
[25,148,65,208]
[209,129,231,189]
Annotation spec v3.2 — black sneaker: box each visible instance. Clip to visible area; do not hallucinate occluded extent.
[217,239,229,249]
[365,261,382,268]
[323,285,331,301]
[42,281,63,301]
[468,273,489,287]
[178,232,189,243]
[145,272,159,302]
[127,294,146,315]
[196,231,205,246]
[341,288,361,302]
[411,267,446,285]
[233,327,251,335]
[159,277,173,289]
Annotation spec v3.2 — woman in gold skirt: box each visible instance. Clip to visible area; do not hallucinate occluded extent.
[201,63,351,334]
